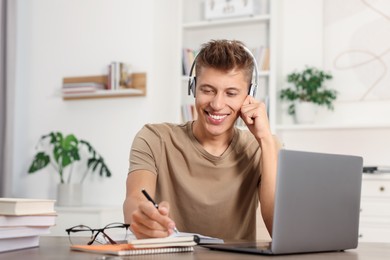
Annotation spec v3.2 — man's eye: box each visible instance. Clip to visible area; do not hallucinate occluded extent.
[202,89,214,94]
[227,92,238,97]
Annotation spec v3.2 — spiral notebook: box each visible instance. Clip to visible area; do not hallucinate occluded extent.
[70,236,197,256]
[71,243,194,256]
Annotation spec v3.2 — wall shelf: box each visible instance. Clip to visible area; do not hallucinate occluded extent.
[62,89,144,100]
[62,72,147,100]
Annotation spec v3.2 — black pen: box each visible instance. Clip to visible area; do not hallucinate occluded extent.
[141,189,179,234]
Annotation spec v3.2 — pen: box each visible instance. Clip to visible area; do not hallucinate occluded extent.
[141,189,179,234]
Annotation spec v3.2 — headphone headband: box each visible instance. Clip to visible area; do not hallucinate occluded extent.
[188,44,259,98]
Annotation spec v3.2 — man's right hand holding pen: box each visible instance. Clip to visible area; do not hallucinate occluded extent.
[128,189,178,239]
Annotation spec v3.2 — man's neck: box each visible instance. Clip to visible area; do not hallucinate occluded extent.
[192,121,235,157]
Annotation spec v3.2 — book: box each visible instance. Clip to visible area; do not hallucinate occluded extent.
[174,232,224,245]
[126,232,223,247]
[127,235,198,249]
[62,82,105,89]
[0,198,56,215]
[0,214,56,227]
[0,235,40,253]
[0,226,51,239]
[62,82,105,94]
[71,243,194,256]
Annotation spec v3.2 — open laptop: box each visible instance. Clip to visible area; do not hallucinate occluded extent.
[204,149,363,255]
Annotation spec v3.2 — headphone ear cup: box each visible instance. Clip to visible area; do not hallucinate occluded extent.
[248,84,253,96]
[248,83,257,97]
[188,76,196,97]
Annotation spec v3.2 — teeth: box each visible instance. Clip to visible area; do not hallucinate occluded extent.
[209,113,227,120]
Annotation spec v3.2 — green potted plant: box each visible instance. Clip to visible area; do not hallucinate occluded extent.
[28,131,111,206]
[279,66,337,124]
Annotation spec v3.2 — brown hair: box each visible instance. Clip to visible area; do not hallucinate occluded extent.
[195,39,254,84]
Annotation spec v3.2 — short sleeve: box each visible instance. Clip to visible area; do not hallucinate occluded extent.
[128,125,162,175]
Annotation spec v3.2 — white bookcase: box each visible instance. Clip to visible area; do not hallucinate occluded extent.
[180,0,279,130]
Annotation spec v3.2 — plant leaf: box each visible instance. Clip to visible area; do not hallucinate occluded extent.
[28,152,50,173]
[52,134,81,168]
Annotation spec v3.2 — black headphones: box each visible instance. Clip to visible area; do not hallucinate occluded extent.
[187,45,259,98]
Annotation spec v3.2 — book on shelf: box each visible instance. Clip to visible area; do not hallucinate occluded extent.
[181,104,197,122]
[249,46,270,72]
[261,47,270,71]
[108,61,132,90]
[182,48,197,76]
[0,198,56,216]
[62,82,105,89]
[0,214,57,227]
[62,82,105,94]
[0,235,40,253]
[62,75,107,95]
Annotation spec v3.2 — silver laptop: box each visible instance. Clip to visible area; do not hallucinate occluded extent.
[204,149,363,255]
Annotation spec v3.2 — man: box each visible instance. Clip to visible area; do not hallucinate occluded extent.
[123,40,279,240]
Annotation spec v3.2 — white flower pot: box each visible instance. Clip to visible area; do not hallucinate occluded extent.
[294,101,317,124]
[57,183,82,206]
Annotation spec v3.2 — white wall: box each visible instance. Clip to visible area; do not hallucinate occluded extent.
[276,0,390,166]
[9,0,390,207]
[10,0,181,206]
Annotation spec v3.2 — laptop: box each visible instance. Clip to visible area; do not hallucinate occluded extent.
[204,149,363,255]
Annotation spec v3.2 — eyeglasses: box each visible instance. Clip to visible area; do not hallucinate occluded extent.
[65,222,130,245]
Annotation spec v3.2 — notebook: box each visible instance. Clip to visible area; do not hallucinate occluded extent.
[70,243,194,256]
[172,232,224,244]
[71,236,197,256]
[204,149,363,255]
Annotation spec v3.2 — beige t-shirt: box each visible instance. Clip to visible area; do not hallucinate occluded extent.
[129,122,262,240]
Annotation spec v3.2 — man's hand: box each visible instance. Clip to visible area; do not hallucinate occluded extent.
[130,201,177,239]
[240,95,272,142]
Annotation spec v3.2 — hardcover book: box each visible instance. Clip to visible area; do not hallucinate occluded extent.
[0,198,56,215]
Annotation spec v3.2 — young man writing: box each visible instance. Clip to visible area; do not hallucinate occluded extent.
[123,40,279,240]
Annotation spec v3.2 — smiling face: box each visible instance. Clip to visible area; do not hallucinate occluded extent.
[192,66,249,140]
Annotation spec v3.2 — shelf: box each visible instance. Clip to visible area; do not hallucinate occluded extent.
[182,15,271,29]
[275,123,390,131]
[62,73,146,100]
[62,89,144,100]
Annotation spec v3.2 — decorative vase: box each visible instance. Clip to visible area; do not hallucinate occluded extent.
[294,101,317,124]
[56,183,82,206]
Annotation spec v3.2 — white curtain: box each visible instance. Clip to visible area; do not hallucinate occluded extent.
[0,0,15,197]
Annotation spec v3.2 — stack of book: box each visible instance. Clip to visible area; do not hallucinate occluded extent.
[62,82,105,95]
[0,198,57,253]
